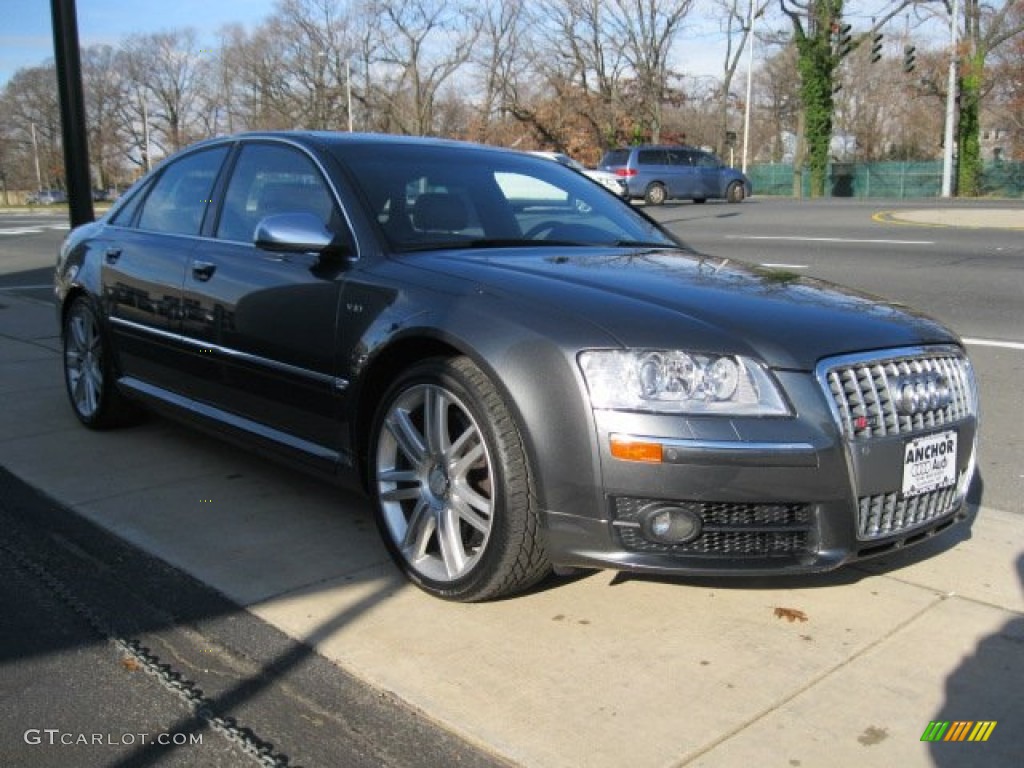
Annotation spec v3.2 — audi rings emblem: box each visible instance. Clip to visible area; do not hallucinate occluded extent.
[889,374,952,415]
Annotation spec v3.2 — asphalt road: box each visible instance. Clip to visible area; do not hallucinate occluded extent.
[647,198,1023,345]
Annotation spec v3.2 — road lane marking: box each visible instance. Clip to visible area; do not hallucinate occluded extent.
[0,228,44,235]
[963,337,1024,351]
[760,263,809,269]
[726,235,935,245]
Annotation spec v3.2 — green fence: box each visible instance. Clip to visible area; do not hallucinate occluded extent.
[747,161,1024,199]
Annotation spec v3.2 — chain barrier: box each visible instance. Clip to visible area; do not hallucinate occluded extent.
[0,536,297,768]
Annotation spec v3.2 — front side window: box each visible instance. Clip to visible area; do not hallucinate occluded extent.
[696,152,721,168]
[136,146,228,235]
[216,143,337,243]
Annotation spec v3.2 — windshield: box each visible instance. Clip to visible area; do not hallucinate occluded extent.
[331,142,678,253]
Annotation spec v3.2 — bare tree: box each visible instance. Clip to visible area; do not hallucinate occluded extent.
[363,0,481,136]
[0,64,62,190]
[471,0,530,143]
[81,45,131,189]
[606,0,696,143]
[713,1,773,155]
[265,0,355,130]
[120,28,207,160]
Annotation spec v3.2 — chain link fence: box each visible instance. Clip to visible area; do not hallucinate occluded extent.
[748,161,1024,199]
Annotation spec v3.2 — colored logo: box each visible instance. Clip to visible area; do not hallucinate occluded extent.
[921,721,997,742]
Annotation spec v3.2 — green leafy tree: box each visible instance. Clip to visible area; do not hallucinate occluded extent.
[779,0,843,197]
[957,0,1024,195]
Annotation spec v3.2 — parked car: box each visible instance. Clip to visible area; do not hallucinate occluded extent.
[56,131,978,601]
[599,145,751,205]
[529,150,629,197]
[28,188,67,205]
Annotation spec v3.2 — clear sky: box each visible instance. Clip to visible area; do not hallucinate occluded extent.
[1,0,950,89]
[0,0,271,85]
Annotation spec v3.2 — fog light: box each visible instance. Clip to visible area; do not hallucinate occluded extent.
[640,504,702,544]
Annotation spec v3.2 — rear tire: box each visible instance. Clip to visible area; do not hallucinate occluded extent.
[369,357,550,601]
[644,183,667,206]
[62,296,138,429]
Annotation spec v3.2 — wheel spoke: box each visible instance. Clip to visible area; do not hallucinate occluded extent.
[380,486,422,503]
[401,498,435,559]
[451,436,484,478]
[437,505,467,578]
[387,408,426,467]
[70,315,88,351]
[84,368,99,414]
[446,423,476,463]
[451,493,490,534]
[423,386,449,455]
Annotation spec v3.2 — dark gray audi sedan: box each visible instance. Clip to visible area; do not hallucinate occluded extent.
[55,132,979,601]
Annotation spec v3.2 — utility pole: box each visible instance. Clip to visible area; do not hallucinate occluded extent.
[741,1,757,174]
[31,123,43,191]
[941,0,959,197]
[50,0,94,225]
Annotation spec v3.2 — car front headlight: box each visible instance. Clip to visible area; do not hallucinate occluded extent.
[578,349,790,416]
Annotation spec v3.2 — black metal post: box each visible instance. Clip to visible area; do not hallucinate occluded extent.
[50,0,94,225]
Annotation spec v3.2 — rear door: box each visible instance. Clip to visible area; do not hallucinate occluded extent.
[102,145,229,394]
[694,151,725,199]
[665,148,701,199]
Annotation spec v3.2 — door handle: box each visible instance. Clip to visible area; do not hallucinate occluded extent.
[104,247,122,264]
[192,260,217,281]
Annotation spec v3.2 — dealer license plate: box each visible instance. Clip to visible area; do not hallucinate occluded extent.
[901,430,957,498]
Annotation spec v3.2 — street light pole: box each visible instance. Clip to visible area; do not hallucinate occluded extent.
[346,59,353,132]
[31,122,43,191]
[741,2,756,173]
[941,0,959,198]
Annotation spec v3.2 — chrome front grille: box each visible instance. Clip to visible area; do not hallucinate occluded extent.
[858,480,963,539]
[819,347,976,441]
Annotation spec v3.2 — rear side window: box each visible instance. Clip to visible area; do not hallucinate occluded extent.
[667,149,695,166]
[601,149,630,166]
[137,147,228,235]
[637,149,670,166]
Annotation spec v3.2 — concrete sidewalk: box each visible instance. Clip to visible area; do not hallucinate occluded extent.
[1,291,1021,767]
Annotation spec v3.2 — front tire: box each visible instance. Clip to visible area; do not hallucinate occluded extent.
[726,181,746,203]
[370,357,550,601]
[62,296,136,429]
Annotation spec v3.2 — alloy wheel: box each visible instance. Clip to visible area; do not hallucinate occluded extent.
[375,383,495,583]
[65,304,104,420]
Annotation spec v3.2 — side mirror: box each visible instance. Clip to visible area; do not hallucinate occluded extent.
[254,212,340,255]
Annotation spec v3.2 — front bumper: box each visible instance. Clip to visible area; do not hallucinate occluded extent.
[543,348,978,576]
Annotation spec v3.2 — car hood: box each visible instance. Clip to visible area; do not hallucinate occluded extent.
[408,247,958,371]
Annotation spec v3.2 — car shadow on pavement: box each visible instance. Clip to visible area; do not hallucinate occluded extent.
[0,465,506,768]
[926,553,1024,767]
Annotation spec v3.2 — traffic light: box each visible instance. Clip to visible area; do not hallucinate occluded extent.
[903,44,916,73]
[837,23,853,59]
[871,33,883,64]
